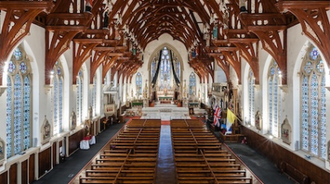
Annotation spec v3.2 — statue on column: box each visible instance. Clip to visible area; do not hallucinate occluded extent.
[143,80,148,98]
[183,79,187,98]
[85,0,93,13]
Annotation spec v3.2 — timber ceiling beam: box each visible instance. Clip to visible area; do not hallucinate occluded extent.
[45,0,94,85]
[238,2,288,84]
[90,50,109,83]
[72,42,99,84]
[102,55,120,82]
[215,56,231,83]
[0,0,54,85]
[276,0,330,65]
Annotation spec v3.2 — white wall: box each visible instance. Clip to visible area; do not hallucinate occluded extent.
[239,11,330,170]
[214,63,227,83]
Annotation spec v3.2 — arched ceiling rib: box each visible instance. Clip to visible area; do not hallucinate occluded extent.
[110,0,211,50]
[10,0,328,85]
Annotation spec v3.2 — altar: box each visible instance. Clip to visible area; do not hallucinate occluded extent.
[141,104,189,120]
[156,88,174,103]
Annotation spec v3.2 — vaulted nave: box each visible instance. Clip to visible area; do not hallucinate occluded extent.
[0,0,329,184]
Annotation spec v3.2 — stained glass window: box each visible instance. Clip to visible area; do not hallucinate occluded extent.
[248,69,255,125]
[77,79,80,125]
[59,78,63,131]
[77,70,84,125]
[8,61,15,73]
[189,72,196,95]
[6,76,12,157]
[13,47,22,60]
[268,61,281,137]
[92,75,97,117]
[52,62,64,135]
[151,60,156,78]
[136,72,142,96]
[159,47,171,90]
[23,76,30,150]
[175,59,180,79]
[6,45,32,158]
[300,44,326,159]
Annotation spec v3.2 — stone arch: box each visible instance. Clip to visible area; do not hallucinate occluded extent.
[148,43,185,86]
[148,43,184,71]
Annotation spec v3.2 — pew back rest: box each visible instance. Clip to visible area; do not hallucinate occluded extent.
[280,161,309,184]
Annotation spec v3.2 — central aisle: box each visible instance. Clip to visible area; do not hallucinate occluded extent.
[155,125,176,184]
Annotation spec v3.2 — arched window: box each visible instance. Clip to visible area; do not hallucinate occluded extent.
[151,59,156,79]
[76,70,83,125]
[175,59,180,79]
[136,72,142,96]
[300,44,326,159]
[189,72,196,95]
[248,69,255,125]
[160,47,171,90]
[268,60,281,137]
[91,75,97,117]
[6,46,32,158]
[52,61,64,135]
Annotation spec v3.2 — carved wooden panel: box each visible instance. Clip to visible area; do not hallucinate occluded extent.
[328,141,330,161]
[21,159,28,184]
[38,147,51,178]
[52,143,57,167]
[0,171,7,184]
[68,129,85,155]
[242,126,330,184]
[9,163,17,184]
[29,154,35,183]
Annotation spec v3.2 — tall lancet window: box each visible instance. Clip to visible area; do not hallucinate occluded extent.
[248,69,255,125]
[300,44,326,159]
[268,60,281,137]
[136,72,142,96]
[151,59,156,79]
[91,75,97,116]
[175,59,181,79]
[76,70,84,125]
[52,61,64,135]
[160,47,171,90]
[189,72,196,95]
[6,46,32,158]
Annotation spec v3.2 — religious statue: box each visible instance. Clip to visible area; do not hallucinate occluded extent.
[183,80,187,98]
[255,111,262,130]
[85,120,91,135]
[85,0,93,12]
[70,111,77,131]
[41,116,51,145]
[89,106,93,120]
[239,0,248,12]
[143,80,148,98]
[281,118,291,145]
[164,87,168,96]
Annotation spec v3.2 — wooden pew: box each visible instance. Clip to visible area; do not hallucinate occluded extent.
[171,119,253,184]
[79,119,161,184]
